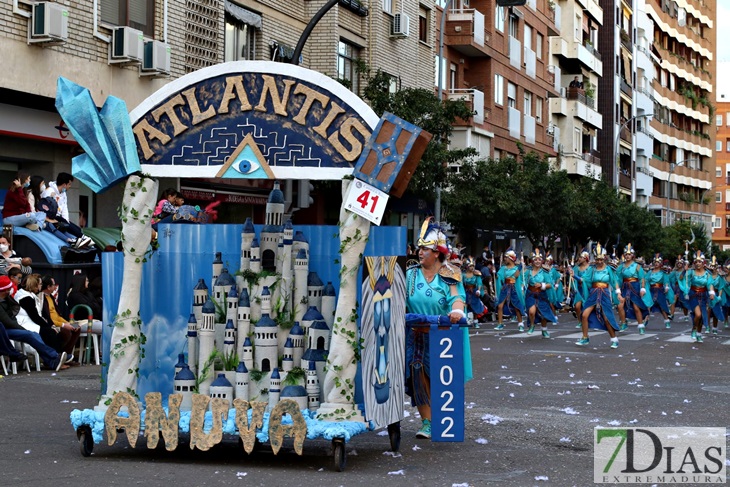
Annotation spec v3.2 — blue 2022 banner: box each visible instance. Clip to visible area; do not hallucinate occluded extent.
[430,325,465,442]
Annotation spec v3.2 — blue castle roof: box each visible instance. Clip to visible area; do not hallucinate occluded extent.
[295,248,307,260]
[293,231,307,242]
[236,361,248,373]
[284,337,293,348]
[262,224,283,233]
[281,385,306,398]
[174,364,195,381]
[225,319,235,330]
[271,368,280,379]
[228,286,238,299]
[307,272,323,287]
[307,360,317,371]
[261,286,270,296]
[194,278,208,291]
[175,353,186,368]
[242,217,255,234]
[302,306,324,321]
[215,269,236,287]
[310,320,329,331]
[302,349,327,362]
[202,297,216,314]
[289,322,304,336]
[323,282,336,296]
[256,313,277,327]
[211,373,232,388]
[268,181,285,203]
[284,220,293,231]
[251,237,260,248]
[213,252,222,264]
[238,288,250,307]
[243,337,252,347]
[188,314,197,324]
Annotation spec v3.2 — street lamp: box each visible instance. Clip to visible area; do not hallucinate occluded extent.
[613,113,653,191]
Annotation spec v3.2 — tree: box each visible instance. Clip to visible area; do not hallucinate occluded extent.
[659,220,712,262]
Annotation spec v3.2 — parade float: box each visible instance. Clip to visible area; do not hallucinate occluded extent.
[55,59,481,470]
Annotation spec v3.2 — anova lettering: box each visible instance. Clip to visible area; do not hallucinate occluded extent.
[594,427,725,484]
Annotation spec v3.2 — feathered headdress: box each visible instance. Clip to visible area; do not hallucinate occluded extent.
[623,243,635,255]
[709,255,717,269]
[464,256,475,268]
[580,247,590,259]
[593,242,607,259]
[693,249,705,262]
[545,252,554,262]
[418,217,449,255]
[505,247,517,262]
[653,253,663,264]
[531,248,544,260]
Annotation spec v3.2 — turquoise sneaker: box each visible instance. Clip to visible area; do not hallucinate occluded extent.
[541,329,550,339]
[610,341,619,349]
[696,334,704,343]
[527,325,535,334]
[416,419,431,439]
[575,337,590,346]
[494,324,505,331]
[691,330,697,340]
[518,323,525,332]
[665,321,671,329]
[639,326,645,335]
[619,323,628,332]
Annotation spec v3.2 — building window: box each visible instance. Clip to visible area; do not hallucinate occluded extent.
[494,74,504,105]
[338,40,360,94]
[714,217,722,229]
[717,166,723,178]
[419,8,428,43]
[717,115,724,126]
[507,82,516,108]
[101,0,155,37]
[727,139,730,152]
[450,63,457,90]
[494,149,501,161]
[573,127,581,153]
[717,141,723,152]
[717,192,722,203]
[575,14,581,41]
[435,55,446,89]
[495,6,504,33]
[523,90,532,117]
[508,13,518,38]
[536,33,543,59]
[383,0,392,13]
[524,24,532,51]
[225,17,256,62]
[535,96,543,123]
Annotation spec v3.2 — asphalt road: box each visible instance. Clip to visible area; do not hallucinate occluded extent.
[1,311,728,486]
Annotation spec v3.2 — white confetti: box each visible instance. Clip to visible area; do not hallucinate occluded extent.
[527,428,536,433]
[482,347,491,351]
[559,437,571,442]
[388,470,405,475]
[534,476,549,481]
[452,483,470,487]
[507,380,522,386]
[24,450,31,454]
[565,358,572,363]
[501,365,508,369]
[629,419,638,424]
[60,399,69,403]
[569,373,575,378]
[383,451,402,458]
[534,381,541,386]
[606,420,621,426]
[377,431,389,436]
[590,418,600,423]
[675,411,683,415]
[560,407,580,415]
[412,445,421,451]
[725,459,730,466]
[509,393,515,398]
[236,472,248,478]
[587,385,600,390]
[475,438,489,444]
[662,412,667,415]
[481,414,504,425]
[683,399,691,403]
[675,362,681,366]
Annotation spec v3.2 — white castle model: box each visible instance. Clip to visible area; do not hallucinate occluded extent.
[174,181,334,412]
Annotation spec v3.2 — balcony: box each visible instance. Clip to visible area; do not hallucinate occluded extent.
[620,125,631,143]
[620,29,632,50]
[550,37,602,76]
[563,87,602,128]
[620,78,633,98]
[619,172,632,189]
[447,88,485,125]
[566,87,594,110]
[547,3,561,36]
[445,9,489,58]
[560,151,603,179]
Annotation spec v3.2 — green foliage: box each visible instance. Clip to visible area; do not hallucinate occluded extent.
[249,368,264,383]
[282,366,306,386]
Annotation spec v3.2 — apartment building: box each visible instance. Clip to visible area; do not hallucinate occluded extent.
[711,62,730,249]
[0,0,434,226]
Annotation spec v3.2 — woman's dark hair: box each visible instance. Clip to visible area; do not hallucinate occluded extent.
[68,273,88,296]
[29,175,45,208]
[160,188,177,200]
[16,171,30,194]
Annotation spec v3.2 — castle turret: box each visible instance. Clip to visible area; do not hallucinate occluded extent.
[293,248,308,322]
[301,306,325,337]
[261,182,285,273]
[242,336,254,372]
[235,361,250,401]
[186,313,198,375]
[210,373,234,409]
[292,231,309,268]
[282,337,294,372]
[214,268,235,307]
[288,322,305,365]
[174,363,196,412]
[197,297,217,395]
[306,361,320,411]
[269,368,281,408]
[260,285,272,316]
[224,319,236,360]
[236,288,251,357]
[302,317,329,390]
[254,313,278,372]
[212,252,223,284]
[321,282,336,328]
[226,286,239,324]
[174,353,186,377]
[192,279,208,323]
[280,220,294,305]
[240,217,256,272]
[307,272,324,313]
[250,238,261,274]
[281,385,307,411]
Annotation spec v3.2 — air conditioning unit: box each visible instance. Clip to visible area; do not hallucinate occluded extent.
[546,123,555,136]
[28,2,69,44]
[109,26,144,64]
[391,13,410,38]
[140,40,171,76]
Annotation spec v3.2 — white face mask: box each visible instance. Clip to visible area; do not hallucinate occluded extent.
[40,184,46,193]
[0,244,9,253]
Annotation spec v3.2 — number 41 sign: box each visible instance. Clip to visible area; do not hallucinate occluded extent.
[344,179,389,225]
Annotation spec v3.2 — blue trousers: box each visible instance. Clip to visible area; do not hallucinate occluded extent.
[5,328,59,366]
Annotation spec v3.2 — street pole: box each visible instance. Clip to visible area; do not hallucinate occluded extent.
[434,0,453,223]
[613,113,653,192]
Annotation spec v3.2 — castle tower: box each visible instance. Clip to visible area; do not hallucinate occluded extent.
[307,272,324,313]
[288,322,305,365]
[254,313,278,372]
[174,363,196,412]
[292,231,309,268]
[240,217,256,272]
[260,182,284,273]
[260,285,272,316]
[226,286,238,324]
[186,313,198,375]
[192,279,208,323]
[236,288,251,357]
[301,306,325,337]
[321,282,336,328]
[269,368,281,408]
[280,385,307,411]
[306,361,320,411]
[235,361,250,401]
[293,248,308,322]
[242,336,254,372]
[197,297,216,395]
[250,238,261,274]
[224,319,236,360]
[302,317,329,388]
[214,268,235,306]
[282,337,294,372]
[174,353,186,377]
[280,220,294,306]
[212,252,223,284]
[209,373,234,409]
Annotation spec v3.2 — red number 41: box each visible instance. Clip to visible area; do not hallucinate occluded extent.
[356,190,379,213]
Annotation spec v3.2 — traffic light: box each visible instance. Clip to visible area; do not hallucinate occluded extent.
[298,179,314,208]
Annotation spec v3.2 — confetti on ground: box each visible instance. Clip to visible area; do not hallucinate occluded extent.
[377,431,388,436]
[683,399,691,403]
[560,407,579,415]
[606,420,621,426]
[527,428,536,433]
[412,445,421,451]
[383,451,402,458]
[388,470,405,475]
[481,414,504,425]
[236,472,247,478]
[507,380,522,386]
[24,450,30,454]
[559,437,571,443]
[452,483,470,487]
[675,411,683,415]
[587,385,600,389]
[534,476,549,481]
[534,381,541,386]
[475,438,489,444]
[509,393,515,398]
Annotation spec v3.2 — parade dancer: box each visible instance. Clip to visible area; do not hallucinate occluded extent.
[545,253,563,319]
[678,250,714,343]
[616,243,653,333]
[522,249,558,338]
[575,244,621,349]
[462,257,488,327]
[647,254,673,330]
[669,257,689,321]
[494,248,526,331]
[723,261,730,329]
[707,257,725,335]
[568,249,591,328]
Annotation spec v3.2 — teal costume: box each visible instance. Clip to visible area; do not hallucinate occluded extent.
[522,266,558,323]
[581,266,620,331]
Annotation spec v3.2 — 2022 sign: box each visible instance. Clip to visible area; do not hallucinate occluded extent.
[430,326,465,442]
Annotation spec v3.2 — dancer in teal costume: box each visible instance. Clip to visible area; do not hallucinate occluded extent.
[462,257,488,325]
[678,250,715,343]
[522,249,558,338]
[575,244,621,349]
[616,243,653,333]
[494,248,526,331]
[568,249,590,328]
[405,218,466,439]
[647,254,673,330]
[707,257,725,335]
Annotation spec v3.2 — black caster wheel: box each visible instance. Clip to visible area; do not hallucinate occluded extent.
[388,422,401,452]
[332,438,346,472]
[77,426,93,457]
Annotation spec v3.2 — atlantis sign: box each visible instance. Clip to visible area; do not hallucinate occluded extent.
[129,61,379,180]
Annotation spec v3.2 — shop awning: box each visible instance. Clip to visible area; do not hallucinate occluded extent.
[225,1,262,29]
